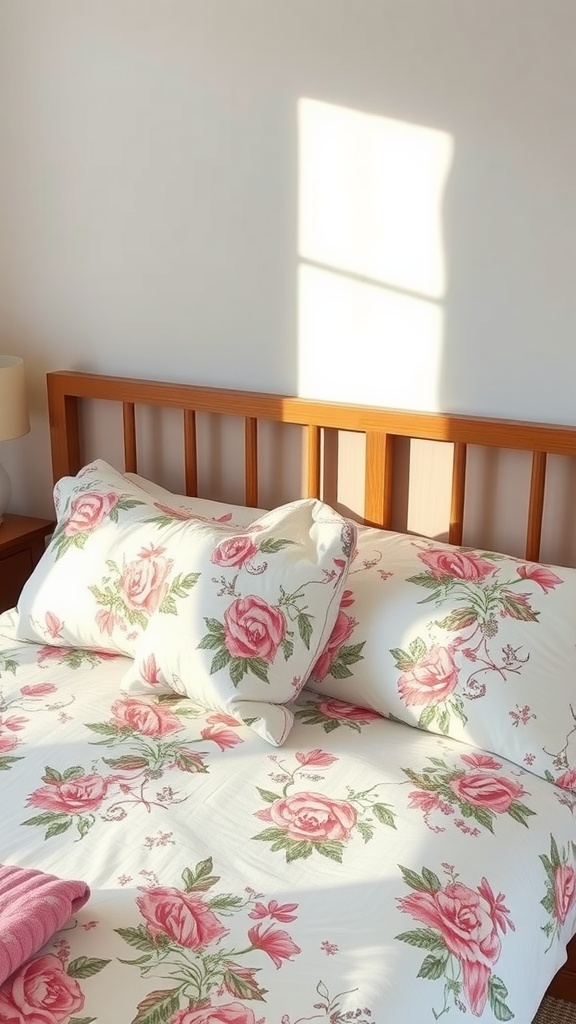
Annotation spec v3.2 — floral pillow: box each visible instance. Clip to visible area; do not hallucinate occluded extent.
[305,526,576,791]
[124,472,267,526]
[15,461,214,656]
[122,499,355,745]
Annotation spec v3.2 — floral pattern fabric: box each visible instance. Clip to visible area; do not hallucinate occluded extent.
[306,526,576,791]
[1,610,576,1024]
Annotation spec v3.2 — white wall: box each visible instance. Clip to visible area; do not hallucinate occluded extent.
[1,1,576,526]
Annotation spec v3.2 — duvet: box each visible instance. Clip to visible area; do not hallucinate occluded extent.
[1,609,575,1024]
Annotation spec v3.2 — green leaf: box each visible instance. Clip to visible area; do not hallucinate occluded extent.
[418,705,437,729]
[507,801,536,826]
[197,633,223,651]
[116,925,159,953]
[435,607,477,631]
[405,572,445,591]
[297,613,314,650]
[208,894,244,913]
[0,755,23,771]
[181,858,220,893]
[204,617,225,636]
[449,697,468,726]
[339,642,366,663]
[248,658,270,683]
[69,1017,97,1024]
[395,927,446,952]
[86,721,122,737]
[256,787,281,803]
[421,867,442,892]
[229,658,246,686]
[62,765,87,781]
[132,987,182,1024]
[170,572,200,597]
[159,594,177,615]
[356,820,374,843]
[372,803,397,829]
[408,637,427,662]
[252,827,289,843]
[285,840,314,862]
[211,648,232,676]
[500,591,539,623]
[44,818,73,839]
[389,647,415,671]
[281,637,294,661]
[42,765,63,783]
[67,957,111,979]
[223,968,267,1001]
[322,718,340,733]
[417,952,448,980]
[488,975,514,1021]
[437,708,451,735]
[550,835,561,869]
[399,865,433,893]
[260,538,294,553]
[316,841,344,863]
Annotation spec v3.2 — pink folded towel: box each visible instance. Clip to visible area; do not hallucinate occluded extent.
[0,863,90,984]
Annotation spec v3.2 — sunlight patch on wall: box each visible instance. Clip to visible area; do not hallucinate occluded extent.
[297,99,454,409]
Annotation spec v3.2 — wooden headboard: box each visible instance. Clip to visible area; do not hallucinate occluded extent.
[47,369,576,563]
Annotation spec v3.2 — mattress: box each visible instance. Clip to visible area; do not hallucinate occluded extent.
[1,609,575,1024]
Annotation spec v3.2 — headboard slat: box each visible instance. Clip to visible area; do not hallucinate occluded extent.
[448,442,467,546]
[183,410,198,497]
[365,432,394,529]
[245,417,259,507]
[307,425,321,499]
[526,450,547,562]
[122,402,137,473]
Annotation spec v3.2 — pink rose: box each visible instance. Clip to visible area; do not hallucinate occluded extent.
[556,770,576,792]
[316,698,381,724]
[419,548,495,582]
[248,900,298,922]
[111,698,182,738]
[310,611,356,681]
[398,882,502,1016]
[171,1003,256,1024]
[408,790,440,814]
[27,773,110,814]
[295,749,338,767]
[0,954,84,1023]
[0,730,18,754]
[119,550,173,614]
[64,491,119,536]
[450,772,524,813]
[20,682,57,696]
[461,752,502,771]
[398,645,459,707]
[269,791,356,842]
[248,922,301,968]
[137,886,228,948]
[211,536,259,567]
[554,864,576,925]
[517,564,562,592]
[223,595,286,662]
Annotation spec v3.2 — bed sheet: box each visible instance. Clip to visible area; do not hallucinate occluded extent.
[1,610,575,1024]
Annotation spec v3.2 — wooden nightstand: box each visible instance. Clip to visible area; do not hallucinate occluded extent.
[0,513,54,613]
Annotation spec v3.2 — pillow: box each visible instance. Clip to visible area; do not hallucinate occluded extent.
[122,498,356,745]
[15,460,218,656]
[305,526,576,790]
[124,472,267,526]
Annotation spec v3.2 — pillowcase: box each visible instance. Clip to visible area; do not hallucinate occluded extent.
[305,526,576,791]
[122,498,356,745]
[124,472,267,526]
[15,460,222,656]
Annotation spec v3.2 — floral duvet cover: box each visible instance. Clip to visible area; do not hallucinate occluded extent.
[1,611,575,1024]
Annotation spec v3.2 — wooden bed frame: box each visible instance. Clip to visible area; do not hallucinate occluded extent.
[46,368,576,1002]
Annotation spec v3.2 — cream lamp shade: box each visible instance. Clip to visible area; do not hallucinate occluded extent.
[0,355,30,524]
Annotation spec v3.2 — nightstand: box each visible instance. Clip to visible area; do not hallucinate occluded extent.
[0,513,54,613]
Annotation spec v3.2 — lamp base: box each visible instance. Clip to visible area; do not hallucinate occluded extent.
[0,460,12,526]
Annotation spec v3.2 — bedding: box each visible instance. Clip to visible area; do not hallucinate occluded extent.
[1,609,576,1024]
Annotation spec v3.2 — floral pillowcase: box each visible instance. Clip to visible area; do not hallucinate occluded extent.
[122,499,356,745]
[305,526,576,791]
[123,472,268,525]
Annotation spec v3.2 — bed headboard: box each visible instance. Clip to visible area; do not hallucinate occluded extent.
[47,369,576,563]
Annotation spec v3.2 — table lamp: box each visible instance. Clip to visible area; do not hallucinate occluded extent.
[0,355,30,525]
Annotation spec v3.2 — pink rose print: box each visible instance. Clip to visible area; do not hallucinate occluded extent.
[206,712,240,727]
[141,653,161,685]
[0,728,18,754]
[316,698,381,724]
[418,548,495,582]
[211,535,259,567]
[517,564,562,592]
[64,490,119,535]
[223,595,286,661]
[295,748,338,768]
[137,886,228,949]
[269,791,357,843]
[200,724,244,750]
[248,900,298,922]
[171,1004,256,1024]
[45,611,64,640]
[247,922,301,968]
[450,772,525,814]
[311,610,356,681]
[20,682,57,697]
[556,769,576,791]
[119,548,173,613]
[398,645,459,706]
[554,864,576,925]
[0,954,84,1023]
[111,697,182,738]
[398,876,513,1016]
[27,772,111,814]
[460,752,502,771]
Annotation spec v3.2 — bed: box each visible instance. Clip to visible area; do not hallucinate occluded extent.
[1,369,576,1024]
